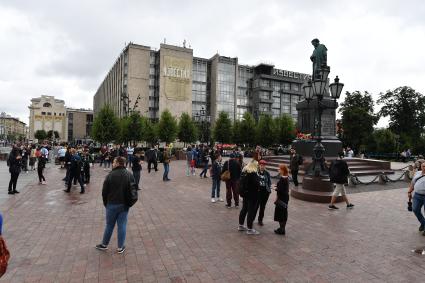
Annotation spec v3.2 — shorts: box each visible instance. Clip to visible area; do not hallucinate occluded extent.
[332,183,346,197]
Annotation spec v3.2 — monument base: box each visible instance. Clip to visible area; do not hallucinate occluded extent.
[292,138,342,158]
[291,176,343,203]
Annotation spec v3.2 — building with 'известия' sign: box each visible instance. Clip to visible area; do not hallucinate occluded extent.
[93,42,311,122]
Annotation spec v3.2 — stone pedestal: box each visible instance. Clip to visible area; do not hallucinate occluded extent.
[291,176,342,203]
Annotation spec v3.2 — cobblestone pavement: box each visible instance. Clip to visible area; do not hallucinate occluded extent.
[0,161,424,282]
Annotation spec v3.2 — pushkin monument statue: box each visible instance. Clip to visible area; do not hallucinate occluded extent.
[310,38,327,79]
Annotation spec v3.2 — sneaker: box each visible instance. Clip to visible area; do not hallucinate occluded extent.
[117,246,126,254]
[218,198,224,202]
[211,198,216,203]
[419,225,424,232]
[13,190,19,194]
[274,228,285,235]
[42,181,46,185]
[246,229,260,235]
[234,204,239,209]
[238,225,247,231]
[328,205,339,210]
[95,244,108,251]
[226,204,232,209]
[346,203,354,209]
[8,191,14,195]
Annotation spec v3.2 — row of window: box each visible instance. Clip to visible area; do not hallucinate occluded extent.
[40,112,65,116]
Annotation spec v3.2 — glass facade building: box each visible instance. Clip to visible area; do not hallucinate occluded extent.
[94,43,310,123]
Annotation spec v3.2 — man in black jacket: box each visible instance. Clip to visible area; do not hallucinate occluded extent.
[289,148,303,186]
[222,153,242,208]
[328,152,354,210]
[146,145,158,173]
[7,146,22,194]
[96,156,137,254]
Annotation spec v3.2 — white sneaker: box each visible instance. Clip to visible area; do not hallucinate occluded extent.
[238,225,247,231]
[211,198,216,203]
[246,229,260,235]
[218,198,224,202]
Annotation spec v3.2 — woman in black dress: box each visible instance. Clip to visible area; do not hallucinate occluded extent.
[274,164,289,235]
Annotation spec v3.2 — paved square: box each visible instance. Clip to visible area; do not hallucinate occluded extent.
[0,161,424,282]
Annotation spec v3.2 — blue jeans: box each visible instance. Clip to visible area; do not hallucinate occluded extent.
[163,162,170,180]
[200,161,209,177]
[211,178,221,198]
[133,170,141,187]
[413,193,425,227]
[102,203,129,248]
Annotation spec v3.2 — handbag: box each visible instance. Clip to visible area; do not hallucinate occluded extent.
[274,199,287,209]
[0,236,10,277]
[221,161,231,181]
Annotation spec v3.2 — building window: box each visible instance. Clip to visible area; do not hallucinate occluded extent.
[47,112,52,115]
[43,102,52,107]
[41,112,46,115]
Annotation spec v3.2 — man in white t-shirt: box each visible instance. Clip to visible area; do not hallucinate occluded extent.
[408,162,425,236]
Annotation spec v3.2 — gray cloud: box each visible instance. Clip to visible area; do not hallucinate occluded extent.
[0,0,424,128]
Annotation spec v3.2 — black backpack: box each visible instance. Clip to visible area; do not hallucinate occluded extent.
[126,171,139,207]
[239,172,248,198]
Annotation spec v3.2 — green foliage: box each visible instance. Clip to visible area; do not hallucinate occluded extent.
[178,112,198,145]
[34,130,47,141]
[158,109,178,144]
[377,86,425,148]
[91,105,120,144]
[339,91,378,150]
[239,112,257,146]
[213,112,232,143]
[120,112,144,146]
[274,114,296,146]
[47,130,60,140]
[143,117,158,146]
[232,119,242,145]
[256,115,276,147]
[367,128,397,153]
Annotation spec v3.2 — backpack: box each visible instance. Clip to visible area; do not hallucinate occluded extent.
[126,171,139,207]
[0,236,10,277]
[239,172,248,198]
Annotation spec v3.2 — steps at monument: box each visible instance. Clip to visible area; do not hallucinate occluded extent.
[263,156,395,177]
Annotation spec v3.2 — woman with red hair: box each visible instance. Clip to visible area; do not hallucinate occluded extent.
[274,164,289,235]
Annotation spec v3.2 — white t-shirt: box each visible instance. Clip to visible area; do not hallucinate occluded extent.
[413,171,425,195]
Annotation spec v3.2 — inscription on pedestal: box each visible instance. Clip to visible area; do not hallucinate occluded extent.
[321,113,335,136]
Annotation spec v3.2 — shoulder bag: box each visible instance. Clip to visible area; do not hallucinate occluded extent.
[221,161,231,181]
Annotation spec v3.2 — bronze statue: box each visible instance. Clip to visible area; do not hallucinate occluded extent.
[310,38,327,79]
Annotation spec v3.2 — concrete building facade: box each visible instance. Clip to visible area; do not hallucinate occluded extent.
[0,112,26,140]
[28,95,67,141]
[94,42,310,122]
[28,95,93,143]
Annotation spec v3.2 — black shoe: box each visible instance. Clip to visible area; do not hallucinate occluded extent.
[258,221,264,226]
[423,231,425,236]
[274,228,285,235]
[95,244,108,251]
[346,203,354,209]
[419,225,424,232]
[235,204,239,208]
[117,246,126,254]
[64,189,70,193]
[80,190,85,194]
[8,191,14,195]
[13,190,19,194]
[166,178,171,181]
[328,205,339,210]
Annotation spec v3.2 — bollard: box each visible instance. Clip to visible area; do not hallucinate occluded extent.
[404,170,411,182]
[348,175,356,187]
[378,174,387,184]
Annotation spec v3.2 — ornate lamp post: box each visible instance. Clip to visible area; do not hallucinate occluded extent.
[302,66,344,177]
[194,106,211,144]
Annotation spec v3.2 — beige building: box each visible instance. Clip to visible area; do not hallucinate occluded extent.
[0,112,26,140]
[66,108,93,143]
[28,95,67,141]
[28,95,94,142]
[94,42,309,123]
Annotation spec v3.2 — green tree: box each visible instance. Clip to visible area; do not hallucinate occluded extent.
[239,112,257,146]
[143,117,158,146]
[120,112,144,146]
[377,86,425,150]
[91,105,120,144]
[232,119,243,145]
[256,114,276,147]
[274,114,296,146]
[158,109,178,144]
[47,130,60,140]
[339,91,379,151]
[213,112,233,143]
[34,130,47,141]
[178,112,198,146]
[367,128,397,153]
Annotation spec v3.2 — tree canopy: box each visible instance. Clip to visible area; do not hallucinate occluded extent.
[256,114,276,147]
[34,130,47,141]
[339,91,378,151]
[178,112,198,145]
[213,112,232,143]
[239,112,257,146]
[158,109,178,144]
[91,105,120,144]
[274,114,296,146]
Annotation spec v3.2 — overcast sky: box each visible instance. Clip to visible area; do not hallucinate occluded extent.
[1,0,424,127]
